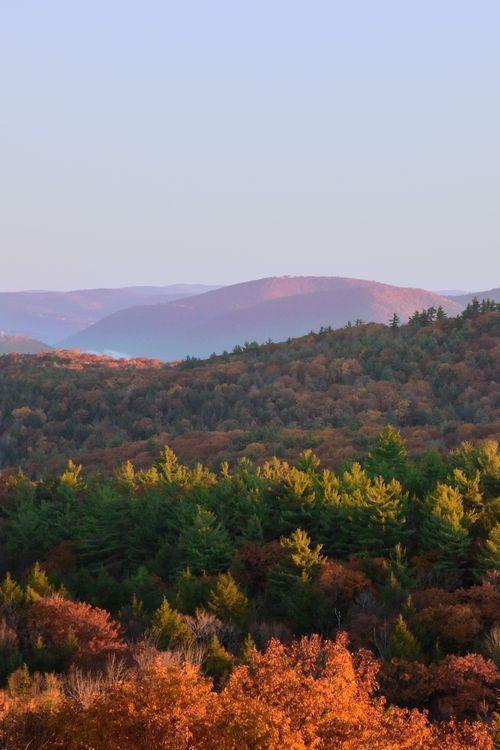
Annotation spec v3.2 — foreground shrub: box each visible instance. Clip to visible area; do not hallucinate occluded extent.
[0,635,493,750]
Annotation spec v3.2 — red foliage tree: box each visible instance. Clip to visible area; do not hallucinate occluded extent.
[28,595,125,668]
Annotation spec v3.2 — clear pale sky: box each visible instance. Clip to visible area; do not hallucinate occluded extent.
[1,1,499,292]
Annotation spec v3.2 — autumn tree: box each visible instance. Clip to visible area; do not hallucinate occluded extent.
[27,595,125,669]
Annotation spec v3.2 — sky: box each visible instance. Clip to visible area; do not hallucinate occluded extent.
[1,1,499,293]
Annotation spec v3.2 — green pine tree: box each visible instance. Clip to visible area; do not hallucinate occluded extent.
[389,614,422,661]
[202,635,233,683]
[436,305,447,320]
[389,313,400,330]
[266,529,326,633]
[179,506,233,575]
[0,572,24,608]
[475,523,500,578]
[365,426,409,483]
[239,633,258,665]
[421,484,470,573]
[175,569,212,615]
[208,573,249,626]
[150,598,193,649]
[25,562,55,602]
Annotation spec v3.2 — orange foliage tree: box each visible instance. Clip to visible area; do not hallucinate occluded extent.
[0,635,494,750]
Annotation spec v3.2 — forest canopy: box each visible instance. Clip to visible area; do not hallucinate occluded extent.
[0,432,498,746]
[0,303,498,747]
[0,305,498,473]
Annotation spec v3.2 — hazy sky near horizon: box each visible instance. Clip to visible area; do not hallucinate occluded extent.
[1,1,499,293]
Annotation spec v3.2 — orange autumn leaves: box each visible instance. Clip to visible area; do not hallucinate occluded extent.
[0,635,493,750]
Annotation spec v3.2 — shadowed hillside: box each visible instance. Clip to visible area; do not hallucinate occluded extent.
[0,284,218,343]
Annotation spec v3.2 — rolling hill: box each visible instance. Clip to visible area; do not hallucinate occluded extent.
[61,276,462,359]
[0,333,52,355]
[0,284,218,343]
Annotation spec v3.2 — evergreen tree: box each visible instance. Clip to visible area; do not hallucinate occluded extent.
[381,545,413,606]
[352,477,409,558]
[389,615,422,661]
[150,598,193,649]
[365,426,409,483]
[124,565,162,612]
[474,523,500,578]
[436,305,447,320]
[208,573,249,626]
[118,594,149,641]
[330,463,409,558]
[267,529,326,633]
[420,484,470,574]
[280,528,325,577]
[179,506,233,575]
[389,313,400,330]
[175,569,212,614]
[470,296,481,316]
[267,466,319,537]
[202,635,233,683]
[25,562,56,602]
[209,466,265,544]
[239,633,258,665]
[0,573,24,608]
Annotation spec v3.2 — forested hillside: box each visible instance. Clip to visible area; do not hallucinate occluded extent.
[0,304,498,473]
[0,301,498,747]
[0,433,498,747]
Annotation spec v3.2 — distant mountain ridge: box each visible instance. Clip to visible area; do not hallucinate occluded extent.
[62,275,463,360]
[0,333,52,355]
[447,287,500,306]
[0,284,218,343]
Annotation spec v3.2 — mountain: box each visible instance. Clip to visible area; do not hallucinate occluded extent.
[448,287,500,306]
[0,284,219,343]
[0,333,52,355]
[1,308,497,472]
[61,276,463,360]
[436,289,469,296]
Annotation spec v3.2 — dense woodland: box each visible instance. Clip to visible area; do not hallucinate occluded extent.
[0,301,498,748]
[0,429,498,747]
[0,301,498,473]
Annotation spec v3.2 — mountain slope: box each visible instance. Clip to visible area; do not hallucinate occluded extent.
[62,276,462,359]
[0,334,52,355]
[0,284,218,343]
